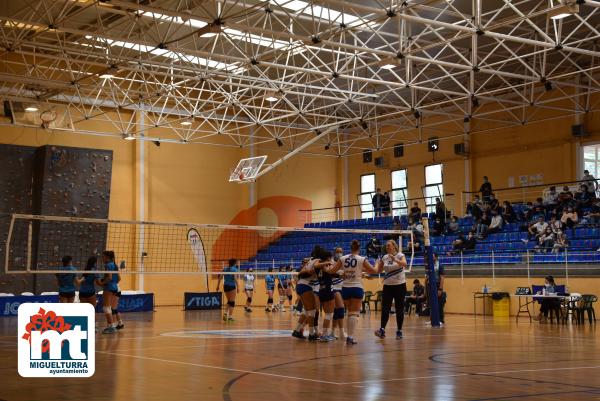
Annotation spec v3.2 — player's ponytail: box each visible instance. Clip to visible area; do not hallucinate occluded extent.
[350,240,360,252]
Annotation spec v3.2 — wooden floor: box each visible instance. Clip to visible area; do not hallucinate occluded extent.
[1,307,600,401]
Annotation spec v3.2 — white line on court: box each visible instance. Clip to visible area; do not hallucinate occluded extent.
[96,351,343,385]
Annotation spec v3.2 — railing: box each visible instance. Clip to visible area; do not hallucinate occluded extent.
[461,178,599,216]
[298,193,456,225]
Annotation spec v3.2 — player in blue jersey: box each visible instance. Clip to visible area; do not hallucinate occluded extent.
[216,259,240,322]
[100,250,120,334]
[56,255,77,303]
[77,256,99,308]
[264,267,276,312]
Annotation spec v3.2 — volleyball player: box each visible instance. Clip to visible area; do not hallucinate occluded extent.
[330,240,377,345]
[100,251,119,334]
[277,266,288,312]
[216,258,240,322]
[243,267,255,312]
[77,256,99,308]
[316,249,335,341]
[112,255,125,330]
[374,240,410,339]
[285,265,295,310]
[56,255,77,303]
[264,267,276,312]
[292,247,329,341]
[332,247,345,339]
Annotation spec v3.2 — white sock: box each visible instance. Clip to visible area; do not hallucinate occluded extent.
[309,326,316,335]
[348,315,358,337]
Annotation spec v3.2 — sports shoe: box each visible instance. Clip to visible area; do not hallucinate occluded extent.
[308,333,319,342]
[102,326,116,334]
[265,307,271,312]
[223,313,228,321]
[116,323,125,330]
[374,328,386,338]
[396,330,403,339]
[346,337,357,345]
[292,330,305,339]
[280,307,286,312]
[227,316,235,322]
[319,335,334,342]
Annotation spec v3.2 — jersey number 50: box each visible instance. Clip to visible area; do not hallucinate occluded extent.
[344,258,358,268]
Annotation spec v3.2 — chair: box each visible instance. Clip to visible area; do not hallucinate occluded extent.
[361,291,373,313]
[577,294,598,324]
[562,293,582,324]
[372,290,383,311]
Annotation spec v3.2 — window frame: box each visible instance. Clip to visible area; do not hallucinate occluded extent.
[424,163,444,213]
[390,169,408,217]
[359,173,376,219]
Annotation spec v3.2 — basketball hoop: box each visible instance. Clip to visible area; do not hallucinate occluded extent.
[40,110,57,130]
[228,155,267,183]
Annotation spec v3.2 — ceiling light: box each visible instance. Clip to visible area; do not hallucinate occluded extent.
[99,73,114,79]
[380,64,397,70]
[265,96,279,102]
[181,121,192,126]
[123,133,135,140]
[25,106,38,112]
[548,2,579,19]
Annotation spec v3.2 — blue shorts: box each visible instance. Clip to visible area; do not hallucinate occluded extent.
[266,285,275,292]
[223,284,236,293]
[296,284,313,296]
[342,287,364,300]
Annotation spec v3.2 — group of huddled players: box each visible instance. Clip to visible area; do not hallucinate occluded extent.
[217,238,410,344]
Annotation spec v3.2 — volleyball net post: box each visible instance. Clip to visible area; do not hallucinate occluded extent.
[422,217,441,327]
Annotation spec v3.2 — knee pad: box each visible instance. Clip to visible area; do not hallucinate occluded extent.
[246,297,252,303]
[227,301,235,307]
[333,307,345,320]
[324,313,333,321]
[103,306,112,315]
[268,298,273,304]
[305,309,316,318]
[111,308,118,315]
[288,295,293,302]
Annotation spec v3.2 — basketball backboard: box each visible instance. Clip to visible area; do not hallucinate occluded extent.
[229,156,267,183]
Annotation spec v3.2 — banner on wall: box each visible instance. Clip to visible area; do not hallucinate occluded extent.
[1,295,59,317]
[184,292,222,310]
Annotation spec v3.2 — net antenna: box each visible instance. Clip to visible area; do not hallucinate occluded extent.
[229,156,267,183]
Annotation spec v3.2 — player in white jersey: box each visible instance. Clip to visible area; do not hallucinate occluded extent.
[292,247,331,341]
[243,267,255,312]
[331,247,345,338]
[329,240,377,345]
[374,240,410,339]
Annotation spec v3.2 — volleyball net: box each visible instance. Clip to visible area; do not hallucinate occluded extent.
[4,214,414,275]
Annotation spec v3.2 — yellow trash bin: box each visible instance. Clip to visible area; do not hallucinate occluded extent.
[492,294,510,318]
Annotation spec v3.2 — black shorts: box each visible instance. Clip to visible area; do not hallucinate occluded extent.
[79,292,96,298]
[318,289,335,302]
[59,291,75,298]
[278,283,288,290]
[224,285,236,293]
[110,290,121,296]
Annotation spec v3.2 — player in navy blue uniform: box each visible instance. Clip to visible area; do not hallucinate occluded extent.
[264,267,276,312]
[216,259,240,322]
[316,249,335,341]
[332,247,345,338]
[56,255,77,303]
[77,256,99,307]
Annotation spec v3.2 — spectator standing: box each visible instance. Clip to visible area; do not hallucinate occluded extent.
[582,170,597,196]
[409,202,422,221]
[479,176,493,203]
[435,197,446,225]
[372,188,385,217]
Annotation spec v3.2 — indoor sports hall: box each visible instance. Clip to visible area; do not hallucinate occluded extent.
[1,0,600,400]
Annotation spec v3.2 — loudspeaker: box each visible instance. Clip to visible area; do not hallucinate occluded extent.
[454,142,468,156]
[571,124,588,137]
[428,137,439,152]
[394,143,404,158]
[374,156,387,168]
[362,150,372,163]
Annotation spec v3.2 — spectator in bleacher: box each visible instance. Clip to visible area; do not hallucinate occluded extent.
[435,197,446,224]
[552,230,568,254]
[405,279,426,315]
[584,199,600,225]
[479,176,493,203]
[463,231,477,252]
[409,202,422,221]
[582,170,597,196]
[522,201,534,222]
[560,206,578,235]
[488,194,500,213]
[366,234,382,258]
[526,216,548,242]
[382,191,391,216]
[549,215,561,234]
[432,217,444,237]
[575,184,593,210]
[532,197,545,218]
[502,201,515,223]
[450,233,465,255]
[407,218,424,253]
[475,211,490,239]
[372,188,384,217]
[558,185,574,212]
[446,216,461,235]
[487,211,503,235]
[535,227,555,253]
[543,186,559,213]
